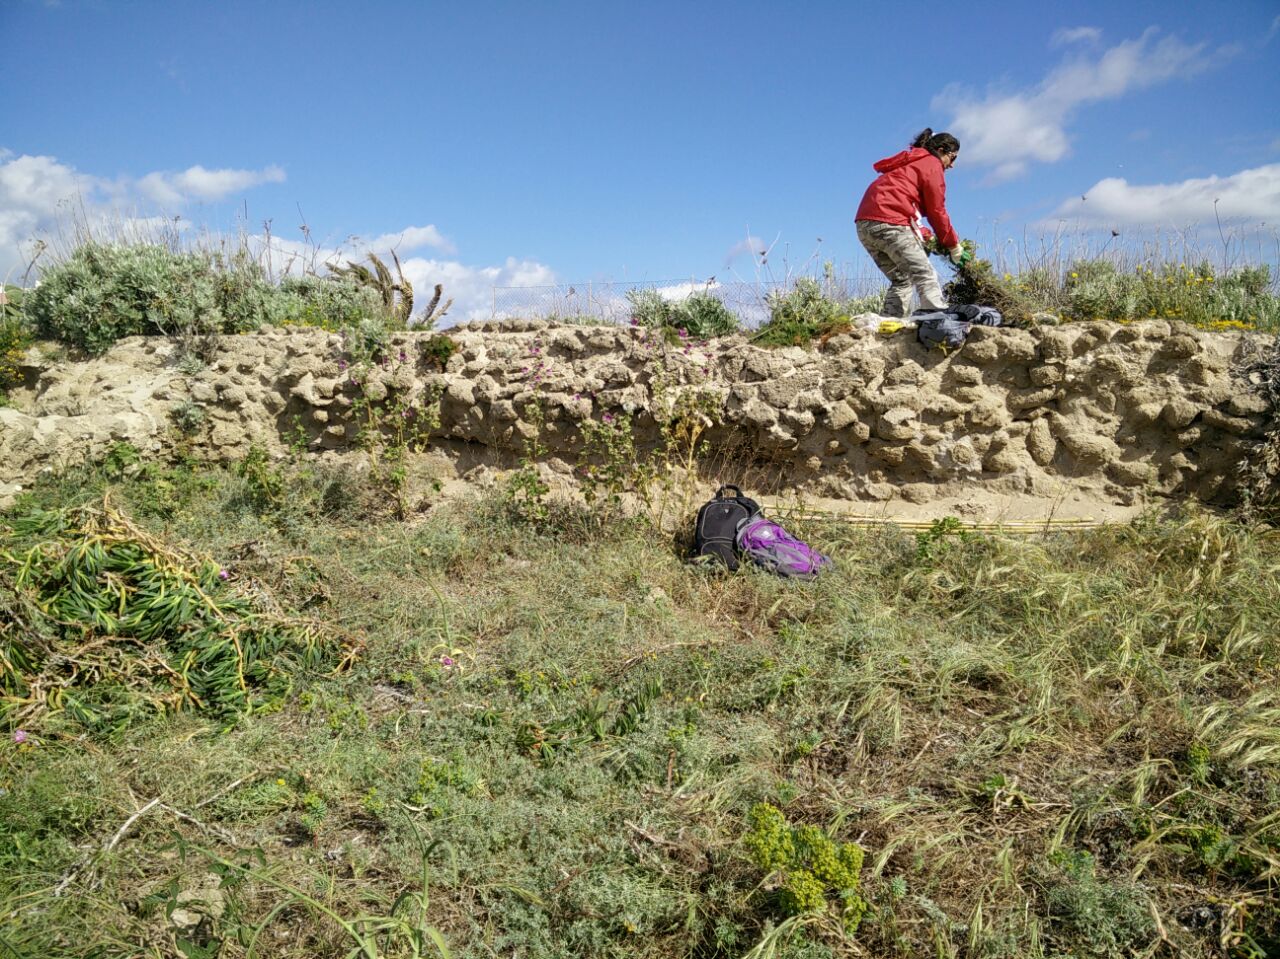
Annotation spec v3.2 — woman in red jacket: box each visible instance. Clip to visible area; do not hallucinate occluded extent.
[856,128,968,318]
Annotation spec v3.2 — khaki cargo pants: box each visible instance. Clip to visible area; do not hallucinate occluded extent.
[856,219,946,317]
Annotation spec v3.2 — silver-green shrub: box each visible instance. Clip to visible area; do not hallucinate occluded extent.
[24,243,389,354]
[625,288,738,338]
[27,244,224,354]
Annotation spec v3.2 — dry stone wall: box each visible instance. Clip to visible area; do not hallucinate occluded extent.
[0,319,1271,508]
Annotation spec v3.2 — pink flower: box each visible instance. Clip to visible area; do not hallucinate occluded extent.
[13,730,27,744]
[218,569,230,580]
[440,655,456,668]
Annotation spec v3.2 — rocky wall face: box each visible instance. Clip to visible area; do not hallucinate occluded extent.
[0,319,1271,507]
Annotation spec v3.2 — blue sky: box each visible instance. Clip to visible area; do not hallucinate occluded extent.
[2,0,1278,318]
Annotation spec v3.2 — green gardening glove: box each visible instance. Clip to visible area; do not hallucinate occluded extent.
[948,245,972,267]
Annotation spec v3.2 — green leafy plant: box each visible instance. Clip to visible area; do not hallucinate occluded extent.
[0,499,348,732]
[171,399,208,436]
[274,273,386,331]
[0,285,32,404]
[337,345,444,519]
[754,278,851,347]
[914,515,970,563]
[420,333,459,372]
[577,411,655,515]
[236,445,286,513]
[745,803,867,933]
[1041,849,1154,956]
[503,400,552,525]
[161,831,453,959]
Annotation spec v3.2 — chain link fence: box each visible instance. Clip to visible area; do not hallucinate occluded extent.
[489,275,889,328]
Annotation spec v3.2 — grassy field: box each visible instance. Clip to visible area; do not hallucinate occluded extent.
[2,456,1279,959]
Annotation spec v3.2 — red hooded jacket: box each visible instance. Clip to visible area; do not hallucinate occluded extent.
[855,147,959,250]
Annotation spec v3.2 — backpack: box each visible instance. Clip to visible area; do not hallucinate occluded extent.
[692,484,760,570]
[735,516,833,580]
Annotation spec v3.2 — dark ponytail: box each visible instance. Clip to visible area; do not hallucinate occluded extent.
[912,128,960,159]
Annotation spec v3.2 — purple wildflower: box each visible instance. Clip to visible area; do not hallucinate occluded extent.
[337,358,348,371]
[218,569,230,580]
[13,730,27,744]
[440,655,456,668]
[399,350,407,363]
[603,412,615,424]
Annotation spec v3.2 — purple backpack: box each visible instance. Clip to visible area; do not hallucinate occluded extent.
[735,516,833,580]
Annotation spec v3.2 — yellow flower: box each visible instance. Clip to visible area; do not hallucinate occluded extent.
[1070,272,1078,278]
[276,778,286,786]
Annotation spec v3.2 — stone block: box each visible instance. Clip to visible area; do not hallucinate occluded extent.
[1201,409,1258,436]
[1226,392,1270,417]
[1056,427,1121,464]
[1026,418,1056,465]
[1030,364,1064,386]
[875,407,918,440]
[826,400,858,431]
[1008,387,1059,412]
[1107,460,1154,486]
[1160,334,1200,359]
[1037,328,1074,361]
[1160,398,1199,429]
[983,445,1026,473]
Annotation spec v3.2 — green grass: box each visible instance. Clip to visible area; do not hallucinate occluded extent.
[2,459,1278,958]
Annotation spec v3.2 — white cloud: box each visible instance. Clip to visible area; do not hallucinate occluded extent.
[1051,26,1101,47]
[353,225,455,256]
[399,256,557,322]
[0,149,553,323]
[655,280,720,300]
[0,150,289,279]
[934,29,1218,181]
[1048,163,1280,226]
[0,152,99,280]
[137,163,286,207]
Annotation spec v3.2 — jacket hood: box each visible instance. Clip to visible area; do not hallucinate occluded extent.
[873,147,934,173]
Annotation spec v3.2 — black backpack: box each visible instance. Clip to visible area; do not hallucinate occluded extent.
[692,485,761,570]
